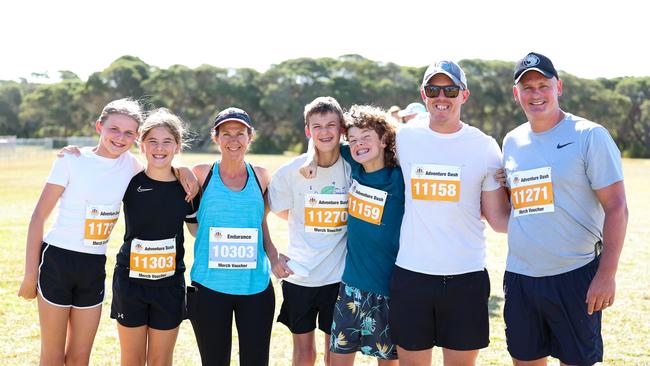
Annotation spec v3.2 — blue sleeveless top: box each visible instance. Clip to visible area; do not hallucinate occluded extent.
[190,162,270,295]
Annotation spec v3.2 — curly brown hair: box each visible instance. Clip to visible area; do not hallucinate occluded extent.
[344,105,398,168]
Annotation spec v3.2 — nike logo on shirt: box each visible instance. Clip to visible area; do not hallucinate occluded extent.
[137,186,153,192]
[556,142,574,149]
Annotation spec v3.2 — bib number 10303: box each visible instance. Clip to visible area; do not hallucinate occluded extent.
[209,227,258,269]
[410,165,461,202]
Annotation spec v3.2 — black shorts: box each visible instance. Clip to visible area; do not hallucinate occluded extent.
[277,281,340,334]
[38,242,106,308]
[389,266,490,351]
[110,270,186,330]
[504,258,603,365]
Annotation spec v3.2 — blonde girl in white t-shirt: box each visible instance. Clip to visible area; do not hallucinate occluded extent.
[18,99,143,365]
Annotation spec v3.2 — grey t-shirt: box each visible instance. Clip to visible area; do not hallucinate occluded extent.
[502,113,623,277]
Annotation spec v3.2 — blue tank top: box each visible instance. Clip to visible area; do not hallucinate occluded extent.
[190,162,270,295]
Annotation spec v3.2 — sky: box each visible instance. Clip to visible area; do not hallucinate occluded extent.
[2,0,648,82]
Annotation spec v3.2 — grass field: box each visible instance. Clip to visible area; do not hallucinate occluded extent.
[1,148,649,365]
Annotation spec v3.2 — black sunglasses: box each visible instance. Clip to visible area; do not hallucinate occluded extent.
[423,85,462,98]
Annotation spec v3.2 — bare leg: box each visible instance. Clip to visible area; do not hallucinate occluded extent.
[117,323,147,366]
[377,358,399,366]
[442,348,479,366]
[38,295,70,366]
[513,357,548,366]
[64,305,102,366]
[395,346,432,366]
[323,333,332,366]
[292,331,317,366]
[330,352,354,366]
[146,326,180,366]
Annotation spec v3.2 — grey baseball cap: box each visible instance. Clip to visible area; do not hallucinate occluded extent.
[422,60,468,89]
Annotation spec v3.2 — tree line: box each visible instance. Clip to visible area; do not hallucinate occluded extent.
[1,55,648,157]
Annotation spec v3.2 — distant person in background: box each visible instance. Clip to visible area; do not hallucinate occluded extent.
[389,105,402,124]
[397,102,426,123]
[502,52,628,366]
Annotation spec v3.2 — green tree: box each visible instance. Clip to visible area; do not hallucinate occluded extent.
[0,83,23,136]
[18,79,87,137]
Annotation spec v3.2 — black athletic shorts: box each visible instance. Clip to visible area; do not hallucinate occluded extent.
[38,242,106,308]
[389,265,490,351]
[277,281,340,334]
[110,270,186,330]
[504,258,603,365]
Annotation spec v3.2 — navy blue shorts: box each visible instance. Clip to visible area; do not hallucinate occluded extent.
[504,258,603,365]
[389,266,490,351]
[38,242,106,308]
[330,283,398,360]
[277,281,339,335]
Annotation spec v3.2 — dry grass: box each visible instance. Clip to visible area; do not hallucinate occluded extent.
[1,148,648,365]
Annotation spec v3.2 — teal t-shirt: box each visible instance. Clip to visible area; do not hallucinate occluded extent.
[340,145,405,296]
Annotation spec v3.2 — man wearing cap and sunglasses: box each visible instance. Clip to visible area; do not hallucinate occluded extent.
[501,52,628,366]
[389,60,510,365]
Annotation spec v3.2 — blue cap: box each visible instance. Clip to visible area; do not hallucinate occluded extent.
[422,60,468,89]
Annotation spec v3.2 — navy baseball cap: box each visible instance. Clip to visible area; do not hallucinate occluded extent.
[514,52,559,84]
[213,107,253,129]
[422,60,468,89]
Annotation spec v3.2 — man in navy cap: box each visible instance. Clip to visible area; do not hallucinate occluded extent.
[389,60,511,365]
[501,52,628,365]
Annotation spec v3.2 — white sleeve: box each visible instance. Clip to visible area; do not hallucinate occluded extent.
[128,152,144,177]
[482,137,503,192]
[268,167,294,213]
[46,156,70,188]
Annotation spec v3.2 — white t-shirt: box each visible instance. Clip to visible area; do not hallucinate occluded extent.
[396,117,502,275]
[44,147,141,255]
[269,154,352,287]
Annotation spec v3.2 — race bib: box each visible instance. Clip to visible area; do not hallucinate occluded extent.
[348,180,387,225]
[84,203,120,247]
[509,167,554,217]
[411,164,461,202]
[304,193,348,234]
[209,227,258,269]
[129,238,176,280]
